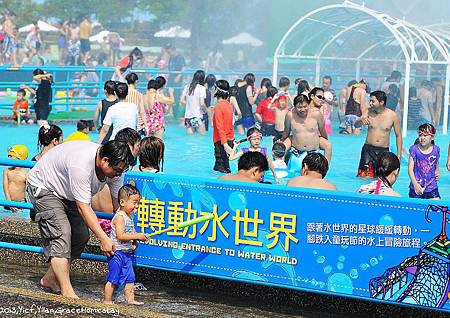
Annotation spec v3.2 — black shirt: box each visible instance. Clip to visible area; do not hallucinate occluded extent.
[168,54,186,86]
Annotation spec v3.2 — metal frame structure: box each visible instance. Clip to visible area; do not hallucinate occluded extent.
[273,1,450,136]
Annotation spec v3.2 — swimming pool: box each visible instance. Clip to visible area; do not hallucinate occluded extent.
[1,121,449,203]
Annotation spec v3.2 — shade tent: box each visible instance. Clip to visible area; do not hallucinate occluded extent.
[89,30,124,43]
[19,20,59,33]
[154,26,191,38]
[273,0,450,136]
[222,32,263,47]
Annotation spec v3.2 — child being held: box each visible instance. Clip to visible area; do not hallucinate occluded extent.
[104,184,147,305]
[12,89,33,124]
[3,145,29,212]
[408,124,440,199]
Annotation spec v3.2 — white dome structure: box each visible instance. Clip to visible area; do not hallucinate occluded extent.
[273,1,450,135]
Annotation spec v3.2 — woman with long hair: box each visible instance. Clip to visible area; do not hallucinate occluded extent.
[181,70,207,135]
[235,73,259,135]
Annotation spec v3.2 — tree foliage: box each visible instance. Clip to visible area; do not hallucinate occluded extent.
[0,0,41,25]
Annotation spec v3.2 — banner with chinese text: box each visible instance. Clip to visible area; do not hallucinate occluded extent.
[125,171,450,313]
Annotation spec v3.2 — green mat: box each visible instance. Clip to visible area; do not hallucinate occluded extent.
[48,111,94,120]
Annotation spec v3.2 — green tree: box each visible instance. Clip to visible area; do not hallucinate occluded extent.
[0,0,41,25]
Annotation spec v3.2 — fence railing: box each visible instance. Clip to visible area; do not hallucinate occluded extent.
[0,65,387,112]
[0,157,113,220]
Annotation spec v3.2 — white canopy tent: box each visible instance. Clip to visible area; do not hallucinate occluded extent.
[89,30,124,43]
[222,32,263,47]
[19,20,59,33]
[273,1,450,136]
[154,25,191,38]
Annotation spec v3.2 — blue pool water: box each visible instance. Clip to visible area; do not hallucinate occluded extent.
[1,121,450,202]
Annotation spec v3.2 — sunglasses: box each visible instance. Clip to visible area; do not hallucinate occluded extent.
[314,95,325,100]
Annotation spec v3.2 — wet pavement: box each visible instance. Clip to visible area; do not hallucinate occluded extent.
[0,261,340,318]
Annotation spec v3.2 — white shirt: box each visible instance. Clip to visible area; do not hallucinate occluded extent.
[182,84,206,118]
[103,101,138,139]
[27,141,123,204]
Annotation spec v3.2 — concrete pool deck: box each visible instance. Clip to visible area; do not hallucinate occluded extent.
[0,214,446,318]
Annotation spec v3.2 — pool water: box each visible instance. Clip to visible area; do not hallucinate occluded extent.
[1,121,449,202]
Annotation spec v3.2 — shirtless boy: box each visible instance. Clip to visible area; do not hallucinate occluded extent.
[3,145,28,212]
[357,90,402,178]
[287,153,336,191]
[2,12,18,66]
[219,152,268,183]
[281,94,328,173]
[268,78,293,141]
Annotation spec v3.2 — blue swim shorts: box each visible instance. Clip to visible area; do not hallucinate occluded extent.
[106,250,135,286]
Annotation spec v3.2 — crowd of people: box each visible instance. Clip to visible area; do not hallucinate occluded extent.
[2,65,450,305]
[0,13,121,67]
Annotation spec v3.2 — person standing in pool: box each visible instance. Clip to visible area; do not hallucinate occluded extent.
[94,80,118,144]
[235,73,259,135]
[357,90,402,178]
[281,94,328,174]
[21,69,53,127]
[212,80,234,173]
[98,82,138,143]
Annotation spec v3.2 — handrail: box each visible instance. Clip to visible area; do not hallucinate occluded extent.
[0,158,113,220]
[0,241,107,262]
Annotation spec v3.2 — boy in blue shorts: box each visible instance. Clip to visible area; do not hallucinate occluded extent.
[104,184,147,305]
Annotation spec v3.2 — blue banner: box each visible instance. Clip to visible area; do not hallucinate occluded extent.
[125,171,450,313]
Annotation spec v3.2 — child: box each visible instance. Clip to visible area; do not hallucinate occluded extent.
[408,124,440,199]
[255,86,277,137]
[272,142,288,180]
[3,145,29,213]
[12,89,33,124]
[229,127,279,183]
[358,152,400,196]
[104,184,147,305]
[65,120,95,142]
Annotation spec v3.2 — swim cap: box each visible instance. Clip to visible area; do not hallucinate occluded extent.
[8,145,28,160]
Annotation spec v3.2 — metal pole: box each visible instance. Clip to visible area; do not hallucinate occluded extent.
[0,199,114,220]
[0,241,107,262]
[355,60,361,80]
[402,62,411,138]
[443,64,450,135]
[315,59,321,87]
[272,55,279,87]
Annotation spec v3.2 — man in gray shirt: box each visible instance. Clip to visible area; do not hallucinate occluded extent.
[27,140,134,298]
